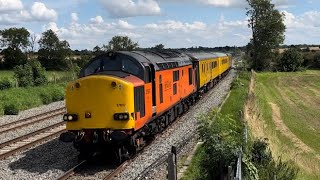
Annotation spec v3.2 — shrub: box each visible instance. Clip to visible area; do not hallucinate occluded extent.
[13,59,48,87]
[0,79,12,90]
[40,93,52,105]
[277,48,303,72]
[13,63,34,87]
[4,104,19,115]
[51,88,64,101]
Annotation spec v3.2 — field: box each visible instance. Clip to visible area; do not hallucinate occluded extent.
[0,70,73,115]
[246,70,320,179]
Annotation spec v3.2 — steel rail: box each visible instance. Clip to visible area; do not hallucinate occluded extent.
[56,160,87,180]
[0,125,66,160]
[0,107,65,134]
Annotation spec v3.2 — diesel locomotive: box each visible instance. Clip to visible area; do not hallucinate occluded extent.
[60,50,232,160]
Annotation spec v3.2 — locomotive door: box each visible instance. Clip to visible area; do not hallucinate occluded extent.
[148,64,157,116]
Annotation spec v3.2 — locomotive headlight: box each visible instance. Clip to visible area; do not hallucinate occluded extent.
[68,115,73,121]
[63,114,78,121]
[63,115,68,121]
[114,113,129,120]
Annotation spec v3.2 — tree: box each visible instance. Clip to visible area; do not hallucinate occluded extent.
[104,36,138,51]
[277,48,303,72]
[92,45,104,55]
[246,0,286,71]
[153,44,165,50]
[0,27,30,69]
[38,30,71,70]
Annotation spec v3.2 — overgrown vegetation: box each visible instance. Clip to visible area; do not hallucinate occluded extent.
[13,59,48,87]
[0,84,65,115]
[182,71,299,179]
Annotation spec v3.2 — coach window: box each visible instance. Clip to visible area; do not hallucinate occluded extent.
[173,83,177,95]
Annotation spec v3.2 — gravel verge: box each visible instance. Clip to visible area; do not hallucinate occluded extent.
[0,101,65,126]
[115,70,235,180]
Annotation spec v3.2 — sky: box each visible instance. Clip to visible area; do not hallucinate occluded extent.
[0,0,319,50]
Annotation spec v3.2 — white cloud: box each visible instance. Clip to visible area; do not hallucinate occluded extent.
[90,16,104,24]
[0,0,23,12]
[71,13,78,22]
[100,0,161,18]
[43,17,251,50]
[31,2,57,22]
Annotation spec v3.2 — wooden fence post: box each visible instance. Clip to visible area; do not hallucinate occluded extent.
[168,146,177,180]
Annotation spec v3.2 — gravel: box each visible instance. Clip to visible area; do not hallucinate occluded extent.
[0,101,65,144]
[0,101,65,126]
[115,70,235,180]
[0,100,79,180]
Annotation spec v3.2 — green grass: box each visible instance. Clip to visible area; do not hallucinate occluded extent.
[0,83,66,115]
[181,71,250,179]
[254,70,320,179]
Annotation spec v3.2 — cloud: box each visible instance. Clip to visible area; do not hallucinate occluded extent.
[282,10,320,44]
[90,16,104,24]
[42,17,250,50]
[31,2,57,21]
[100,0,161,18]
[0,0,23,12]
[71,13,78,22]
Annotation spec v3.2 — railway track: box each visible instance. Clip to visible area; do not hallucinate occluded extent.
[0,121,66,160]
[56,158,130,180]
[0,107,65,134]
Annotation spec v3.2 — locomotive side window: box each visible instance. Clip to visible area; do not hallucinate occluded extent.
[173,83,177,95]
[173,70,179,82]
[159,75,163,104]
[188,68,193,85]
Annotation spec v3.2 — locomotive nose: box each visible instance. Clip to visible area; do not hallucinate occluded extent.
[64,75,136,130]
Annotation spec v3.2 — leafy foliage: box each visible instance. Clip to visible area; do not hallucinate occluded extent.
[13,59,48,87]
[38,30,71,70]
[246,0,286,71]
[277,48,303,72]
[152,44,165,50]
[104,36,138,51]
[0,27,30,50]
[0,78,12,90]
[250,139,299,179]
[198,111,243,179]
[2,47,27,69]
[4,104,19,115]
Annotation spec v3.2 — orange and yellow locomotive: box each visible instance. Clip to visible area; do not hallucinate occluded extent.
[60,51,232,160]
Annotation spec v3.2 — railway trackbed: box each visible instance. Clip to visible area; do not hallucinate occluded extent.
[0,107,65,134]
[56,157,133,180]
[0,121,66,160]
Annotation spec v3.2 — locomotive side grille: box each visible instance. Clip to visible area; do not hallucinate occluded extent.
[134,86,145,118]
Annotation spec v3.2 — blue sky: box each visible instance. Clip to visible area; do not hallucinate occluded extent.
[0,0,319,50]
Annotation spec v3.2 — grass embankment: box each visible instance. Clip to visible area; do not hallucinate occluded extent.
[182,72,251,179]
[0,71,73,115]
[247,70,320,179]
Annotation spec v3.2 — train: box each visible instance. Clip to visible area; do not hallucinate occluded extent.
[59,50,232,160]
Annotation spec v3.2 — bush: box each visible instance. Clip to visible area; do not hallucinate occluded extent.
[0,79,12,90]
[40,93,52,105]
[14,63,34,87]
[277,48,303,72]
[13,59,48,87]
[51,88,64,101]
[4,104,19,115]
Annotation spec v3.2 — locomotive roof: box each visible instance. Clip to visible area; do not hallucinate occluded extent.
[186,52,228,61]
[120,50,192,71]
